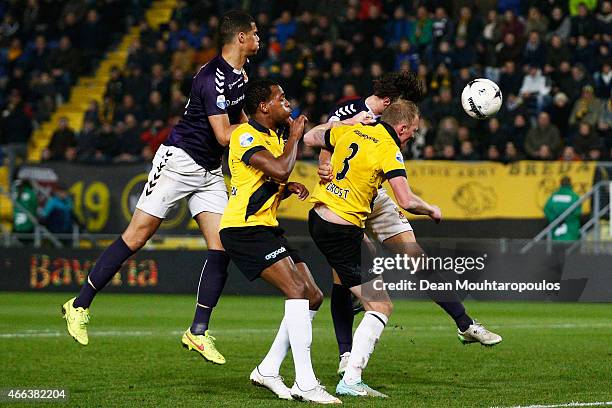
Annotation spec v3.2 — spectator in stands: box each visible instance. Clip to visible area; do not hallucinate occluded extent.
[485,118,509,152]
[114,94,143,124]
[547,7,571,40]
[76,119,99,162]
[0,90,32,158]
[434,116,459,152]
[455,6,481,44]
[561,146,580,161]
[44,117,77,161]
[523,31,546,68]
[498,60,523,98]
[486,145,501,161]
[545,35,571,75]
[94,122,119,162]
[549,92,572,138]
[496,32,522,65]
[105,66,125,104]
[114,114,144,163]
[594,62,611,98]
[503,141,525,163]
[525,112,562,159]
[140,117,175,155]
[275,10,296,47]
[193,35,216,67]
[570,3,596,40]
[519,65,552,113]
[40,184,74,235]
[457,140,480,161]
[171,39,194,73]
[525,7,549,36]
[441,144,456,160]
[83,100,100,127]
[569,85,604,127]
[573,122,602,158]
[543,176,581,241]
[145,91,167,124]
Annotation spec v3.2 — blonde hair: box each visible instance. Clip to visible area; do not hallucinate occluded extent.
[381,99,420,127]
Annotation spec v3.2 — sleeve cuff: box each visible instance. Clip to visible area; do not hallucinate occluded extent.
[241,146,266,164]
[385,169,407,180]
[324,129,334,151]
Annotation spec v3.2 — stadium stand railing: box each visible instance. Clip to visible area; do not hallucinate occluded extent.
[26,0,178,162]
[521,179,612,254]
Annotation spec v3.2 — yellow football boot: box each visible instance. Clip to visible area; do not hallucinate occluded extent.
[61,297,90,345]
[181,329,226,364]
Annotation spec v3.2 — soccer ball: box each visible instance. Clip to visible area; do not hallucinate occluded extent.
[461,78,503,120]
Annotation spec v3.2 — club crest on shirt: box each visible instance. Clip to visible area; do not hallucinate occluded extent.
[216,94,228,109]
[240,133,255,147]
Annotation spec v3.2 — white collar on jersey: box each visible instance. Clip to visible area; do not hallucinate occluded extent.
[364,100,380,119]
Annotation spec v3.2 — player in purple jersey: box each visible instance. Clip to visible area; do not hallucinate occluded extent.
[61,11,259,365]
[319,72,503,376]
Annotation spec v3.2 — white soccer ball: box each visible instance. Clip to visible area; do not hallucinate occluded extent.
[461,78,503,120]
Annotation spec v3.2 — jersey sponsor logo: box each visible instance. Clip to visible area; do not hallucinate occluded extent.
[239,133,255,147]
[396,152,404,163]
[265,246,286,260]
[228,78,242,89]
[326,182,350,199]
[216,94,228,109]
[354,129,379,143]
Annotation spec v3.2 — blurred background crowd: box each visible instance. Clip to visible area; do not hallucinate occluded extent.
[0,0,610,164]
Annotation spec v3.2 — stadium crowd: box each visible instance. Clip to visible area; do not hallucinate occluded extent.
[1,0,611,163]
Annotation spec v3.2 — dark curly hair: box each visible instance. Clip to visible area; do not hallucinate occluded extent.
[244,79,279,115]
[372,71,424,103]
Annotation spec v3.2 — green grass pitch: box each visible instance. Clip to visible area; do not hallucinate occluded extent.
[1,293,611,407]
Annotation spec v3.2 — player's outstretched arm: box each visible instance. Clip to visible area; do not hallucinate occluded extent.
[248,115,307,183]
[388,176,442,223]
[209,114,243,147]
[303,122,332,148]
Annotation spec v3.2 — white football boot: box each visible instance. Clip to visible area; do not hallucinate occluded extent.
[290,382,342,404]
[458,320,502,346]
[249,367,292,400]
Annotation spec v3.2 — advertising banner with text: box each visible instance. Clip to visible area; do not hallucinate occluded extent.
[19,160,595,234]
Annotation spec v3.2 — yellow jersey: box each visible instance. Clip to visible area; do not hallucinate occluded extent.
[220,119,286,229]
[310,121,407,227]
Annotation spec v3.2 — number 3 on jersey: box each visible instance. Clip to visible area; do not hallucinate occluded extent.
[336,143,359,181]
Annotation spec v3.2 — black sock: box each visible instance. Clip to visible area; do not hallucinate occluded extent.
[190,250,230,335]
[74,237,134,308]
[331,284,354,355]
[415,270,473,332]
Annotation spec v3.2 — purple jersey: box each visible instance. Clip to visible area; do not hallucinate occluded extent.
[165,55,249,170]
[327,97,375,122]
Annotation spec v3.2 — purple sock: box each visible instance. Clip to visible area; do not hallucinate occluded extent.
[190,250,230,335]
[73,237,135,308]
[415,270,473,331]
[331,283,354,356]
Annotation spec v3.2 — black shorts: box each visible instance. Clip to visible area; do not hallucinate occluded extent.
[220,226,303,281]
[308,209,365,288]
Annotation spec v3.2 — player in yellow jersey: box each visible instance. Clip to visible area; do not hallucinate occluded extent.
[219,79,340,404]
[304,100,438,397]
[321,73,502,379]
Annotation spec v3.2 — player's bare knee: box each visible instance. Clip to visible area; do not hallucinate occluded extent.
[284,276,307,299]
[368,300,393,318]
[121,231,148,251]
[307,286,324,310]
